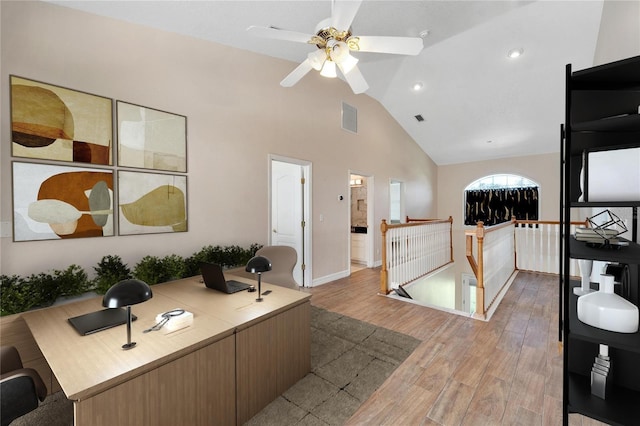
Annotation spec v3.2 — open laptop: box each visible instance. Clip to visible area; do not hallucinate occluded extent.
[200,262,251,294]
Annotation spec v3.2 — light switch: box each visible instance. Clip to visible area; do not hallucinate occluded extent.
[0,221,12,238]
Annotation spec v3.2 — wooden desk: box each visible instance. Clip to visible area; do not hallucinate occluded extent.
[153,276,311,423]
[22,274,311,425]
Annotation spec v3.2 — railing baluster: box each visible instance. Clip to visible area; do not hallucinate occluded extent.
[379,218,454,294]
[380,218,593,321]
[512,220,586,275]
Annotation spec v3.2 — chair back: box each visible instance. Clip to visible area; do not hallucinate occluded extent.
[1,346,47,426]
[255,246,299,289]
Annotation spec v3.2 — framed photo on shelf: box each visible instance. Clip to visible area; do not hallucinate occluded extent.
[10,76,113,165]
[12,162,114,242]
[117,101,187,172]
[118,170,187,236]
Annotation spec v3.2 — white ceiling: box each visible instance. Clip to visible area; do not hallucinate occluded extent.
[46,0,604,165]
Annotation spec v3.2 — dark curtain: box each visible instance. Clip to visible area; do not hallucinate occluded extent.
[464,187,538,226]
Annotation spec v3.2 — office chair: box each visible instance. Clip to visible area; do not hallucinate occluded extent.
[1,346,47,426]
[255,246,299,289]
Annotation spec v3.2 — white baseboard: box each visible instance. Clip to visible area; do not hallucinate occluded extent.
[310,269,350,287]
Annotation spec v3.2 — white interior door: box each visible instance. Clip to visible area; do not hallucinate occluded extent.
[270,159,309,286]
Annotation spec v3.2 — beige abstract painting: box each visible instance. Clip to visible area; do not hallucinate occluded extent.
[13,162,114,241]
[117,101,187,172]
[11,76,112,165]
[118,170,187,235]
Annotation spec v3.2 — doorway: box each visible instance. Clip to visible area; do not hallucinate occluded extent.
[462,273,477,314]
[270,156,312,286]
[389,179,405,224]
[349,172,374,272]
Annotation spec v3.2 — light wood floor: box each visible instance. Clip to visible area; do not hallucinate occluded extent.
[306,268,609,426]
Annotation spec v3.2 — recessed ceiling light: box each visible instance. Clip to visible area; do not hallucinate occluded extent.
[507,48,524,59]
[412,82,424,91]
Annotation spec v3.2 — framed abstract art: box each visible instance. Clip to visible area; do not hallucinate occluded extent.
[118,170,187,235]
[117,101,187,172]
[10,76,113,165]
[12,162,114,241]
[10,77,190,242]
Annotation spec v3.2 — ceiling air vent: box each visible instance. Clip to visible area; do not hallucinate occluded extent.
[414,114,425,122]
[342,102,357,133]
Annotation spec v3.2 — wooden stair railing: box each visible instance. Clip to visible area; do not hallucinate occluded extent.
[380,217,453,294]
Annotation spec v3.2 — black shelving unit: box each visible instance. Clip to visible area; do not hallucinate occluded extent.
[560,55,640,425]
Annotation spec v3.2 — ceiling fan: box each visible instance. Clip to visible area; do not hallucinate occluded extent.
[247,0,424,94]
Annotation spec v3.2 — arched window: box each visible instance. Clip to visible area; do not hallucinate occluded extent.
[464,174,539,226]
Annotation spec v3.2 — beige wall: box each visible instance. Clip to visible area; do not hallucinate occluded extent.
[594,0,640,65]
[437,152,560,308]
[437,152,560,227]
[0,1,437,283]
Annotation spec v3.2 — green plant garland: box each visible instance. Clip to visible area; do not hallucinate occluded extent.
[0,243,261,316]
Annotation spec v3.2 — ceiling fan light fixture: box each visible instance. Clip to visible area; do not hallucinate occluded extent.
[308,49,327,71]
[329,40,349,61]
[248,1,424,94]
[320,60,337,78]
[339,53,359,74]
[327,40,358,73]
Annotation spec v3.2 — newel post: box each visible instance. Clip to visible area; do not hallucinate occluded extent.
[380,219,389,294]
[476,221,486,316]
[448,216,454,263]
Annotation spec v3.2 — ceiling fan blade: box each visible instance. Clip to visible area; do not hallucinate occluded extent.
[247,25,313,43]
[331,0,363,31]
[338,63,369,94]
[280,59,314,87]
[355,35,423,55]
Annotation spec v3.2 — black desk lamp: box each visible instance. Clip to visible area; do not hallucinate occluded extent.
[245,256,272,302]
[102,279,153,350]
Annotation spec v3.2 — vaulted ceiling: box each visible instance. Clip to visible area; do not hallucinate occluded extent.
[47,1,605,165]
